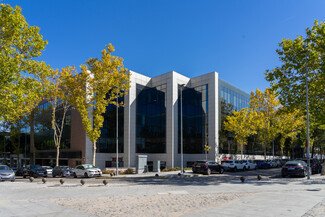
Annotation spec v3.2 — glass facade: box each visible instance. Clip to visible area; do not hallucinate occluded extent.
[219,85,250,154]
[97,95,124,153]
[34,102,71,150]
[220,86,249,111]
[178,84,208,154]
[136,84,166,153]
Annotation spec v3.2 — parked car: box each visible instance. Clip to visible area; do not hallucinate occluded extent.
[242,160,256,170]
[42,166,53,177]
[15,167,28,176]
[255,160,271,169]
[222,160,245,172]
[301,159,322,174]
[73,164,102,178]
[23,165,47,178]
[52,166,74,177]
[0,165,15,182]
[281,160,307,178]
[266,160,278,168]
[192,160,224,175]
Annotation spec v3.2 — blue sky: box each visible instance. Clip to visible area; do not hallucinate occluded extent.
[3,0,325,93]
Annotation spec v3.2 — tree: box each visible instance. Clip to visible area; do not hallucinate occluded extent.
[224,108,257,159]
[265,20,325,126]
[0,3,51,122]
[47,67,72,167]
[276,109,304,158]
[62,44,130,166]
[204,144,211,160]
[249,89,281,159]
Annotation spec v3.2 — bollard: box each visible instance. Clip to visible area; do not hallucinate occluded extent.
[42,178,47,184]
[257,175,262,181]
[59,179,64,185]
[80,179,85,185]
[29,177,34,182]
[103,180,108,186]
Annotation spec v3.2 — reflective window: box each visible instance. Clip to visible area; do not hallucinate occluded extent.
[178,84,208,154]
[136,84,167,153]
[219,85,250,154]
[97,95,124,153]
[34,102,71,150]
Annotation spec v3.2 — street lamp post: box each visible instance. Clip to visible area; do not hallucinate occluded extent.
[116,93,119,176]
[305,43,311,180]
[180,84,185,174]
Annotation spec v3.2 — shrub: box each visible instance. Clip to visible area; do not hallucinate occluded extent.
[102,168,135,175]
[161,167,182,172]
[120,168,135,174]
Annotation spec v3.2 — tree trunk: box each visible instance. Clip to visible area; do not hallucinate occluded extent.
[264,143,267,160]
[29,111,35,165]
[241,144,243,160]
[320,146,322,161]
[56,145,60,166]
[92,141,96,166]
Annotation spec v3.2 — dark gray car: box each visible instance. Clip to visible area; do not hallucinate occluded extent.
[52,166,73,177]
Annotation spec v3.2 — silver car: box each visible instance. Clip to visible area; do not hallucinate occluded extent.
[0,165,15,182]
[42,166,53,177]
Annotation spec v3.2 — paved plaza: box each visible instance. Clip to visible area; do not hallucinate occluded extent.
[1,168,325,217]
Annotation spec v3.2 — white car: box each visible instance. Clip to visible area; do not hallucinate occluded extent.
[42,166,53,177]
[267,160,278,168]
[241,160,257,170]
[73,164,102,178]
[222,160,245,171]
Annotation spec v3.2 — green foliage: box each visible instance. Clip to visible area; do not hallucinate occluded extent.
[265,19,325,126]
[0,3,51,122]
[62,44,130,165]
[161,167,181,172]
[225,107,257,159]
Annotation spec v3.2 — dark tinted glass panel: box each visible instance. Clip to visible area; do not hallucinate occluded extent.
[98,95,124,153]
[34,102,71,150]
[178,84,208,154]
[136,84,166,153]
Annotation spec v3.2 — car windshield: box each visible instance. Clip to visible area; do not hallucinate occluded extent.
[225,161,233,163]
[43,166,52,169]
[84,165,96,169]
[195,161,207,165]
[61,166,70,170]
[30,165,42,169]
[285,162,300,166]
[0,165,10,170]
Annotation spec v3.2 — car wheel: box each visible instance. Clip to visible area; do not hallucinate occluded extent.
[219,167,224,174]
[11,180,15,182]
[61,172,64,177]
[282,173,286,178]
[23,175,26,178]
[84,172,89,178]
[204,168,211,175]
[243,167,246,171]
[73,173,77,178]
[233,167,237,172]
[52,174,56,178]
[302,170,307,177]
